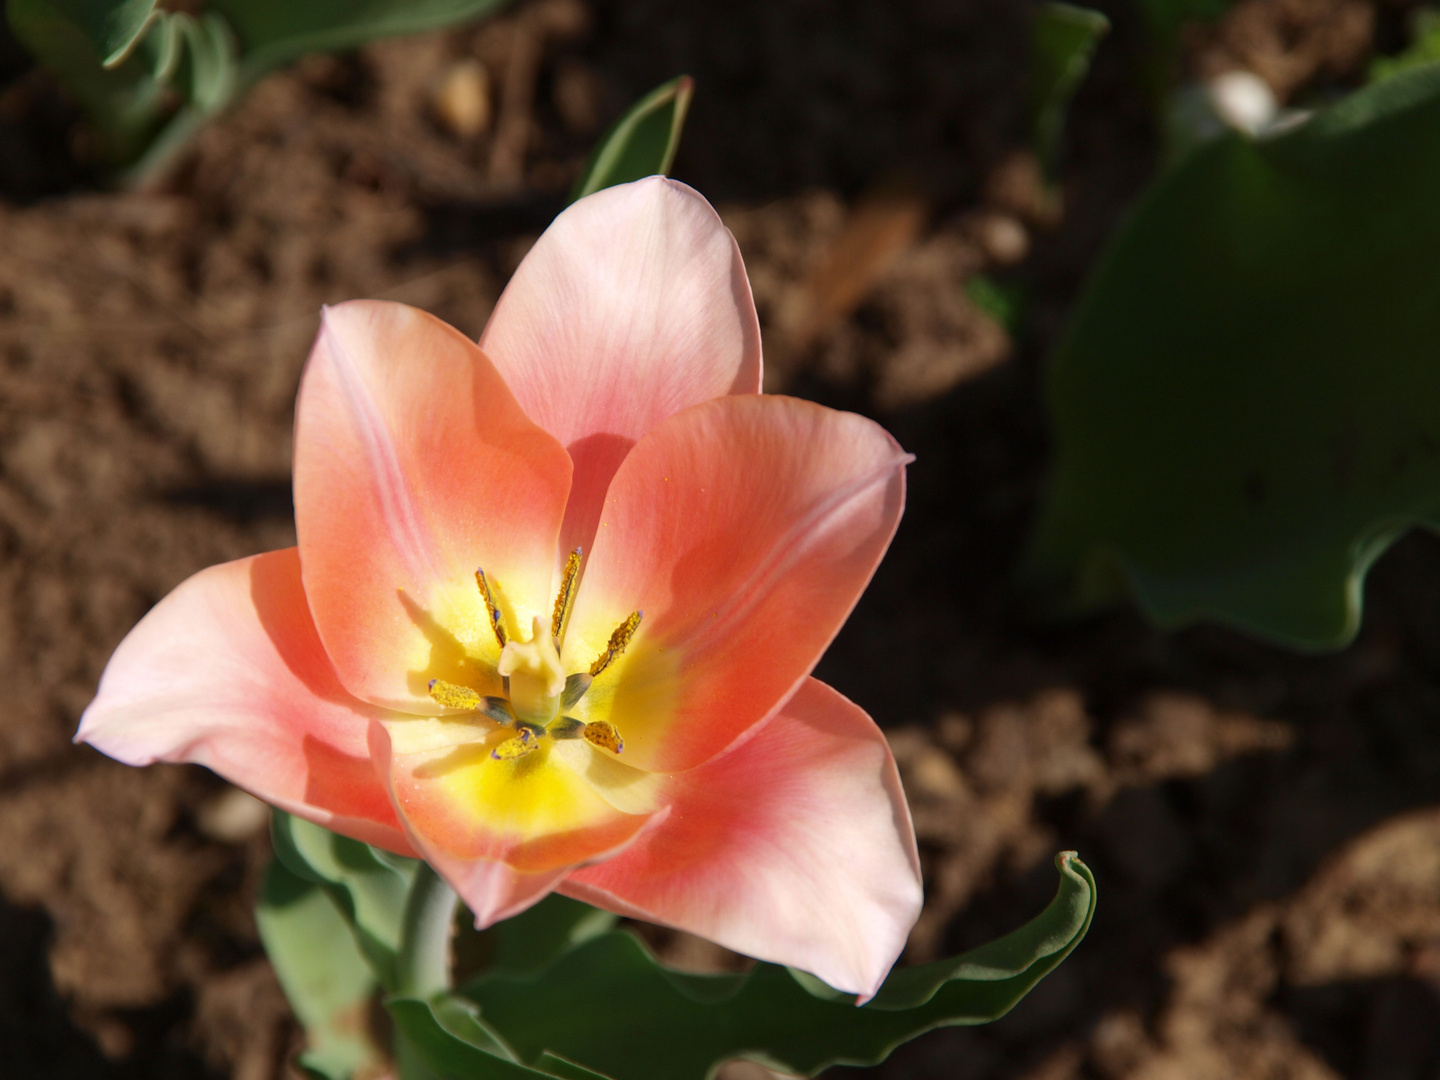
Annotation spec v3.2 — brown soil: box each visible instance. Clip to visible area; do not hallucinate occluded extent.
[1,1,1436,1078]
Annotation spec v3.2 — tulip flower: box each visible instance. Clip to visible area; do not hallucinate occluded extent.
[78,178,922,998]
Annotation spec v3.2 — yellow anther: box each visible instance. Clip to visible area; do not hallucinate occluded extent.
[428,679,482,711]
[491,727,542,761]
[498,615,566,722]
[475,568,507,648]
[583,721,624,755]
[588,611,643,678]
[551,547,583,643]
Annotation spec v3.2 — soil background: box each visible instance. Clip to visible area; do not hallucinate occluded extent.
[3,1,1440,1078]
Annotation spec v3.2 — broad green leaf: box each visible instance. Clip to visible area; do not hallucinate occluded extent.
[1026,62,1440,648]
[208,0,512,84]
[272,810,420,992]
[455,853,1094,1080]
[483,892,617,978]
[569,75,694,203]
[389,998,616,1078]
[256,858,383,1080]
[1031,3,1109,176]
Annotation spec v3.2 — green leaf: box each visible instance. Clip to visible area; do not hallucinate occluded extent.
[1130,0,1234,42]
[569,75,694,203]
[1371,8,1440,83]
[966,274,1026,334]
[272,810,420,992]
[1031,3,1109,177]
[388,996,615,1079]
[1026,62,1440,648]
[455,853,1094,1080]
[14,0,160,67]
[483,892,618,978]
[6,0,240,169]
[256,858,383,1080]
[7,0,509,177]
[208,0,512,84]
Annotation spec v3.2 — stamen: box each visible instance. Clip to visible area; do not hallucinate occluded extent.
[491,726,542,761]
[550,547,583,644]
[588,611,643,678]
[583,721,624,755]
[429,681,515,726]
[428,679,482,710]
[548,716,585,739]
[479,696,516,726]
[561,672,592,708]
[474,568,507,648]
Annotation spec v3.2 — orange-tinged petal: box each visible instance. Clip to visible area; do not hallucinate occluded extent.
[77,549,413,856]
[294,301,572,713]
[369,721,661,927]
[561,394,909,772]
[480,177,762,560]
[560,678,921,999]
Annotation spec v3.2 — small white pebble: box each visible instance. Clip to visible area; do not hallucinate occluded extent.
[1206,71,1277,136]
[197,785,270,843]
[972,213,1030,266]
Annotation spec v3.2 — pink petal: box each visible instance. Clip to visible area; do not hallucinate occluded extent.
[368,721,660,927]
[480,177,762,559]
[561,678,922,999]
[294,301,573,713]
[77,549,414,856]
[560,394,909,773]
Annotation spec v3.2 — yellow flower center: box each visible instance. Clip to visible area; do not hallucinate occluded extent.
[426,548,638,762]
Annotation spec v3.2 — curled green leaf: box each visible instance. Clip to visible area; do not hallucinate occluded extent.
[450,852,1094,1080]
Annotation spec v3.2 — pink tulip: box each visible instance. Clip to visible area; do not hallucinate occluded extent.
[78,178,921,998]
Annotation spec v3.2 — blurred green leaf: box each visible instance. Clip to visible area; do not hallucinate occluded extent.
[7,0,510,178]
[1130,0,1234,42]
[448,853,1093,1080]
[209,0,510,82]
[966,274,1026,334]
[1371,8,1440,83]
[570,75,694,202]
[257,858,383,1080]
[7,0,238,169]
[33,0,158,66]
[272,810,420,992]
[1027,62,1440,648]
[1031,3,1109,176]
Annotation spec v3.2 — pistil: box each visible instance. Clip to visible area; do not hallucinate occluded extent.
[497,615,566,724]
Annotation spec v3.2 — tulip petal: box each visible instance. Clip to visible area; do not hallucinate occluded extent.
[561,394,909,772]
[295,300,573,713]
[560,678,921,999]
[368,722,661,927]
[480,178,762,559]
[77,549,413,855]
